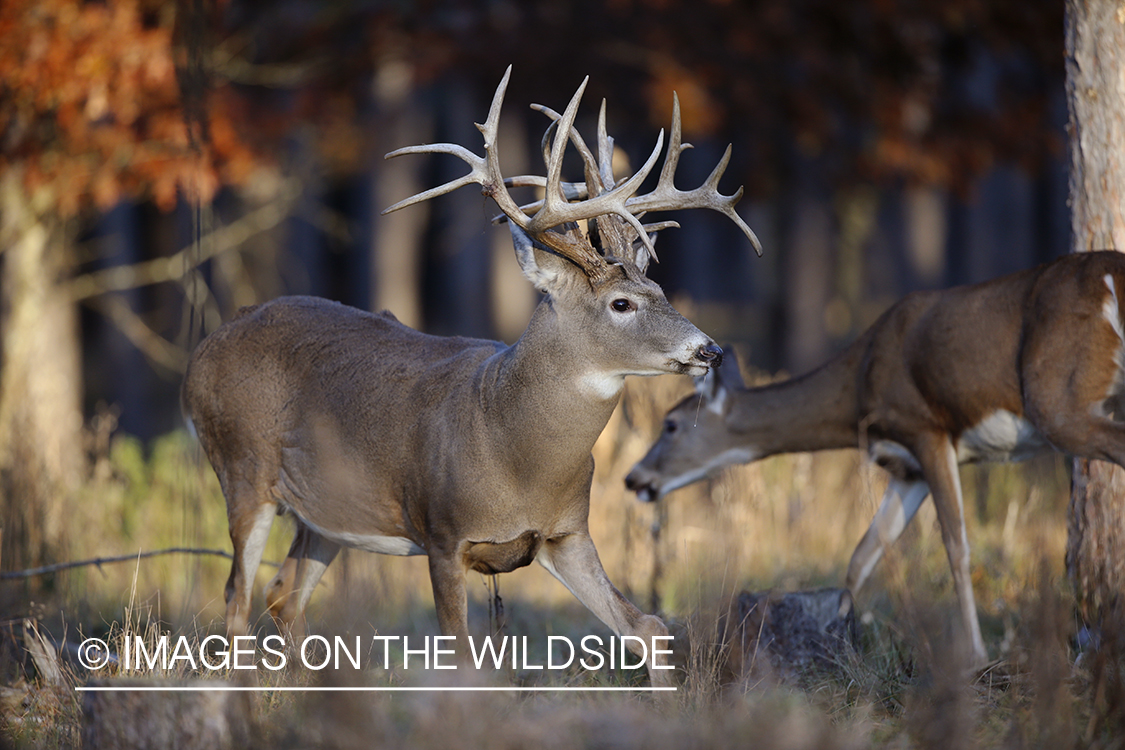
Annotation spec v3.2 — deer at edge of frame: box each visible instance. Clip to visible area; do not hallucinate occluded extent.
[625,250,1125,666]
[181,66,762,686]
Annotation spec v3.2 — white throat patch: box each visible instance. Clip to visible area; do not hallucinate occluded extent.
[577,371,626,400]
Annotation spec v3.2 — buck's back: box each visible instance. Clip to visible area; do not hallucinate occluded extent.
[182,297,507,527]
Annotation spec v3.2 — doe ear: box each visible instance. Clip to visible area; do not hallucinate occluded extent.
[693,346,744,411]
[693,368,722,403]
[719,346,747,389]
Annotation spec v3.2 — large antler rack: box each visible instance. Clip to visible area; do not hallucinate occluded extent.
[382,66,761,286]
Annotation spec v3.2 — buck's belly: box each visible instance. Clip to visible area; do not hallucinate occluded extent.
[295,513,426,555]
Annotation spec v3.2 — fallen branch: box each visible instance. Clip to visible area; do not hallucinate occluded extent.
[83,294,190,374]
[68,178,302,302]
[0,547,279,580]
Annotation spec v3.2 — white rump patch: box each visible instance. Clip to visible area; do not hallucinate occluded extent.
[1100,274,1125,418]
[1104,274,1125,343]
[955,409,1047,463]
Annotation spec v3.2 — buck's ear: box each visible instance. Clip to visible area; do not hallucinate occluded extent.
[510,223,569,293]
[631,232,654,275]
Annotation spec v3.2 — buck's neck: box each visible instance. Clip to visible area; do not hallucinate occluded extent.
[730,341,864,458]
[480,300,623,466]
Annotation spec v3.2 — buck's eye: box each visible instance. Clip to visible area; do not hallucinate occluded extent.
[664,419,678,434]
[611,298,635,313]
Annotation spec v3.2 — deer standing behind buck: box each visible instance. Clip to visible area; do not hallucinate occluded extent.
[182,67,760,686]
[626,250,1125,666]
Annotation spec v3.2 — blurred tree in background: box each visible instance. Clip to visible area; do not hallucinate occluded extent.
[0,0,1065,571]
[0,0,272,570]
[0,0,232,570]
[1063,0,1125,632]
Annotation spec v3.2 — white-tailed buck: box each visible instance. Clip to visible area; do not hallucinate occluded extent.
[182,67,760,685]
[626,251,1125,664]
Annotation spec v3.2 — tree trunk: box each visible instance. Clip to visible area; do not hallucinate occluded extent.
[1063,0,1125,622]
[0,169,85,572]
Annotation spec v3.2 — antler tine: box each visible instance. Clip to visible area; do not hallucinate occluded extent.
[522,76,664,258]
[595,98,660,266]
[536,76,591,229]
[381,66,532,231]
[625,93,763,256]
[530,103,605,197]
[381,144,489,215]
[491,109,591,224]
[656,93,692,197]
[698,146,763,255]
[596,100,615,191]
[642,220,680,234]
[528,128,665,260]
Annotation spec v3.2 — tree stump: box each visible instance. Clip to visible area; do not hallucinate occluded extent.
[719,588,857,683]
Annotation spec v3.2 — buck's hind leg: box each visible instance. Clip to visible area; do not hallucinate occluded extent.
[265,521,340,640]
[537,533,674,688]
[225,493,277,638]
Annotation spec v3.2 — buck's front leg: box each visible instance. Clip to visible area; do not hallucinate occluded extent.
[537,533,675,688]
[427,552,471,658]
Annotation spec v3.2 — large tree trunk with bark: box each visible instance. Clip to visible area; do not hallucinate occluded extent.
[0,169,85,572]
[1064,0,1125,622]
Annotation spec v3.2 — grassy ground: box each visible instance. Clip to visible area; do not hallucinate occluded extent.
[3,373,1122,749]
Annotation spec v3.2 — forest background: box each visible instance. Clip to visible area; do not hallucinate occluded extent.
[4,2,1113,747]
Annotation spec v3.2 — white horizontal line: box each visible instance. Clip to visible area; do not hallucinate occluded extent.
[76,686,676,693]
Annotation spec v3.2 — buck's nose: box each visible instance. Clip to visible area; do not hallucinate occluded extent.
[695,343,723,368]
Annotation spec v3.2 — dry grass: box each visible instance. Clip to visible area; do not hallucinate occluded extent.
[3,373,1117,749]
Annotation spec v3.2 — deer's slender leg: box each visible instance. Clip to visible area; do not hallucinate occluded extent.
[428,552,470,654]
[537,533,674,687]
[846,478,931,594]
[265,521,340,639]
[914,432,987,665]
[225,496,277,638]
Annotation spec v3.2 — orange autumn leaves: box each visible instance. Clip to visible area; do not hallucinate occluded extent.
[0,0,256,214]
